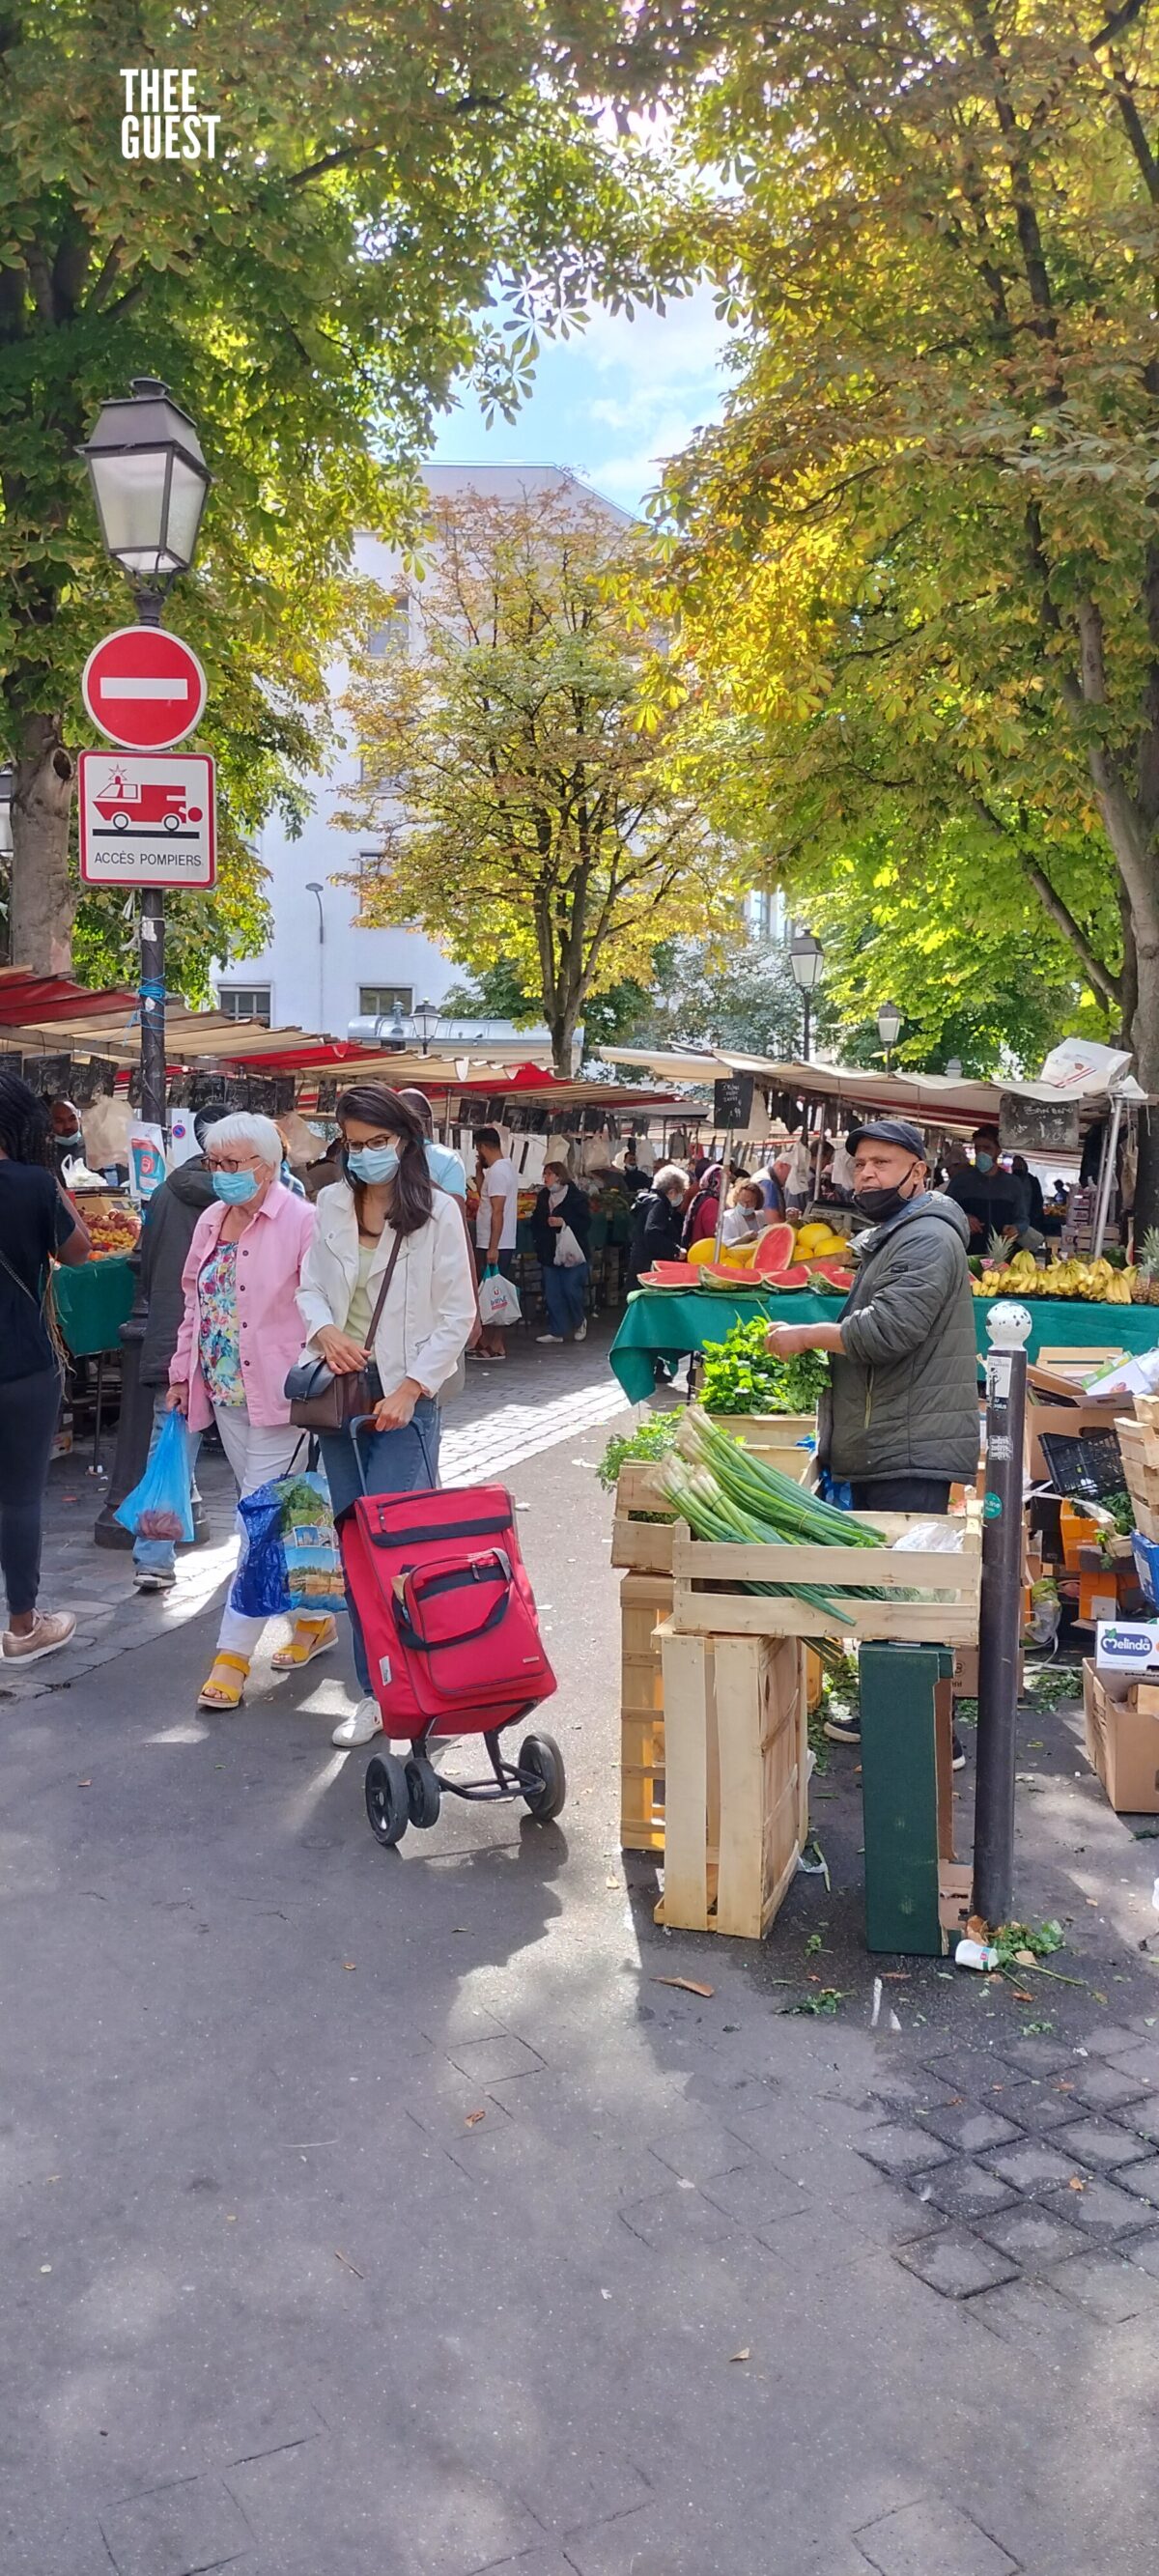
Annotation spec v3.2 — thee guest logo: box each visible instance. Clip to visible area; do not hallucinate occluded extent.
[120,70,219,160]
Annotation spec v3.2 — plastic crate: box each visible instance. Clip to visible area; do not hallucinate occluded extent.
[1038,1429,1125,1500]
[1132,1529,1159,1608]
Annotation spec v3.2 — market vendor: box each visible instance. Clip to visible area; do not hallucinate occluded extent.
[946,1124,1042,1252]
[763,1118,979,1518]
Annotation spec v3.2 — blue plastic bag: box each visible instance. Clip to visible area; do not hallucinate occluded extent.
[115,1406,195,1544]
[230,1471,346,1619]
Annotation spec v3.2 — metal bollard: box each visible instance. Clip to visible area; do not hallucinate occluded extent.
[973,1304,1031,1928]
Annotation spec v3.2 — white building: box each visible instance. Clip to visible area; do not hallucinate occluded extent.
[215,463,634,1046]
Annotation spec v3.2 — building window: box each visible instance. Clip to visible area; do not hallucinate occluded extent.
[359,985,412,1020]
[217,986,271,1025]
[366,594,410,658]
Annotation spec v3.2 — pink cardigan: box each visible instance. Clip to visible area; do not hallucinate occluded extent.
[169,1180,316,1431]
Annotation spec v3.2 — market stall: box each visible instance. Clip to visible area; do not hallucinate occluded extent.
[609,1285,1159,1405]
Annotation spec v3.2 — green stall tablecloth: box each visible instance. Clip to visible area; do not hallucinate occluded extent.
[55,1255,136,1359]
[608,1288,1159,1407]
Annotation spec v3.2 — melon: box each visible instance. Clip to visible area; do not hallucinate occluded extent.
[753,1223,798,1277]
[811,1260,854,1290]
[687,1239,718,1265]
[763,1264,810,1290]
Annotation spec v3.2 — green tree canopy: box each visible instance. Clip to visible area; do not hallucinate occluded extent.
[0,0,702,984]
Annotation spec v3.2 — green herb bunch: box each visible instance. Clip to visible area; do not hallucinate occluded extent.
[698,1317,829,1417]
[597,1412,683,1491]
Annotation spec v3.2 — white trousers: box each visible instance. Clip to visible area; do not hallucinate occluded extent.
[212,1404,306,1657]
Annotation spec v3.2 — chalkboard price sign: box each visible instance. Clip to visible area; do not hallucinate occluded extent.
[999,1094,1080,1153]
[713,1074,754,1127]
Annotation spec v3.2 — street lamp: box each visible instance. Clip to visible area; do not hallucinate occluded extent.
[788,928,825,1062]
[305,882,325,1033]
[411,996,438,1057]
[876,998,902,1071]
[79,377,212,1138]
[374,1007,407,1053]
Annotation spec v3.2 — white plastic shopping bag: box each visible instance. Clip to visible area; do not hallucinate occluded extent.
[479,1265,522,1327]
[553,1225,586,1269]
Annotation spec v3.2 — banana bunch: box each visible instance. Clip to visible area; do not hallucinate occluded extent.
[972,1251,1137,1304]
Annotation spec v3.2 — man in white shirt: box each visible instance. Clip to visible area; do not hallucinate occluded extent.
[472,1125,519,1359]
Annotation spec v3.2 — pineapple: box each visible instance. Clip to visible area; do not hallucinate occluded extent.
[986,1227,1009,1269]
[1135,1227,1159,1306]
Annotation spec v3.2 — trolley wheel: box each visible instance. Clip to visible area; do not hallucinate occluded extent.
[405,1756,441,1829]
[364,1751,409,1848]
[520,1731,567,1822]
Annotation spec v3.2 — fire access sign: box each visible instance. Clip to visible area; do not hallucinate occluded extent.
[77,750,216,887]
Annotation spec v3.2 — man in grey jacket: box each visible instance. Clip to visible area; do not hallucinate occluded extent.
[765,1118,980,1757]
[765,1118,979,1512]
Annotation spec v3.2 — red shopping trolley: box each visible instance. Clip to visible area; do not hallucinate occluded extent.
[339,1448,564,1848]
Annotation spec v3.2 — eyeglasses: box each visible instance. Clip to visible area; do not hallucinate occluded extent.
[206,1153,264,1174]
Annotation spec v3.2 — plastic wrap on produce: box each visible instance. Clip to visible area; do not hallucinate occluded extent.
[890,1521,965,1554]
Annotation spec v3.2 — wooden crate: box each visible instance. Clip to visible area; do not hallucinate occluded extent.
[656,1626,807,1939]
[670,1511,982,1645]
[611,1422,815,1576]
[1115,1416,1159,1518]
[620,1573,670,1852]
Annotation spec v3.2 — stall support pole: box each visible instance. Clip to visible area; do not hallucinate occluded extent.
[1090,1089,1124,1259]
[973,1310,1029,1929]
[139,890,166,1132]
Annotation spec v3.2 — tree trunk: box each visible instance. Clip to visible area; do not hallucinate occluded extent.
[1132,935,1159,1238]
[9,714,75,973]
[1119,879,1139,1049]
[548,1002,578,1078]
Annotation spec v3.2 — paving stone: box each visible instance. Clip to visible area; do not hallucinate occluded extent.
[977,2203,1088,2271]
[749,2199,880,2277]
[999,2037,1078,2077]
[445,2034,545,2084]
[856,2123,952,2179]
[1099,2041,1159,2085]
[1069,2064,1152,2113]
[1050,2118,1149,2172]
[508,2449,651,2539]
[921,2160,1019,2223]
[1120,2094,1159,2145]
[617,2184,743,2252]
[698,2158,816,2230]
[845,2179,949,2248]
[1077,2024,1147,2059]
[968,2273,1092,2353]
[1111,2155,1159,2204]
[991,2080,1081,2133]
[1044,2250,1159,2323]
[648,2118,754,2187]
[1123,2226,1159,2279]
[921,2104,1024,2156]
[560,2505,709,2575]
[226,2437,539,2575]
[1040,2178,1152,2241]
[98,2475,253,2576]
[854,2495,1019,2575]
[982,2140,1090,2194]
[894,2228,1019,2300]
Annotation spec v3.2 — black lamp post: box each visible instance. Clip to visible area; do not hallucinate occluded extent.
[411,997,438,1058]
[79,379,211,1132]
[788,929,825,1062]
[877,998,902,1072]
[80,381,211,1550]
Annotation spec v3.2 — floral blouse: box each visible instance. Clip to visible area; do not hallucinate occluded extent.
[196,1239,244,1406]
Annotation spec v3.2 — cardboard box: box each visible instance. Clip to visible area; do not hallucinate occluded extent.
[1095,1619,1159,1679]
[1084,1659,1159,1812]
[1027,1400,1128,1486]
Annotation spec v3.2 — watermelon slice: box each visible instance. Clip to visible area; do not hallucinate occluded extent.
[811,1260,854,1290]
[753,1223,797,1277]
[763,1264,811,1290]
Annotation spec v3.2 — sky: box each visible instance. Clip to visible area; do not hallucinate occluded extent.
[430,281,730,516]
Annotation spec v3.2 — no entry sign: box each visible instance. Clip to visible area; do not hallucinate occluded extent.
[77,750,216,886]
[81,626,208,750]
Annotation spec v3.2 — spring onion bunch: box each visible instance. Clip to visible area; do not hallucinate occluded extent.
[655,1407,891,1636]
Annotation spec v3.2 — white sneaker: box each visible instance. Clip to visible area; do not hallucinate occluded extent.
[575,1319,588,1342]
[537,1333,563,1345]
[331,1695,382,1749]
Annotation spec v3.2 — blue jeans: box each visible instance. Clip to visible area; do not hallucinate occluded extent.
[133,1391,203,1575]
[542,1258,588,1337]
[321,1398,440,1695]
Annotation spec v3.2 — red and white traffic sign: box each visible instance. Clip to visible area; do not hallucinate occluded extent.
[78,750,215,887]
[81,626,208,750]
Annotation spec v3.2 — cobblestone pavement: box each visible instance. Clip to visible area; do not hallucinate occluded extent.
[6,1326,1159,2571]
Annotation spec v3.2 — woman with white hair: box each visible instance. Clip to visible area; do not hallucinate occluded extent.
[166,1113,319,1709]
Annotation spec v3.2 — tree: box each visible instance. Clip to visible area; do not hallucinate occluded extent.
[0,0,700,977]
[340,480,742,1071]
[663,0,1159,1210]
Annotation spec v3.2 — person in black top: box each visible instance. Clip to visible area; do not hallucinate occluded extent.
[627,1164,689,1290]
[531,1159,593,1345]
[0,1072,90,1662]
[945,1124,1032,1249]
[1009,1154,1046,1235]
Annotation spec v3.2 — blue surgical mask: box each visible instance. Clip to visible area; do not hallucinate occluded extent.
[348,1144,399,1184]
[975,1151,995,1175]
[212,1169,259,1205]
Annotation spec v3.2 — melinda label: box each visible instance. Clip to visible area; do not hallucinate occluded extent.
[120,70,219,159]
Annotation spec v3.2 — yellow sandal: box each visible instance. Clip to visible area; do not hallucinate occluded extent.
[197,1651,250,1710]
[271,1617,338,1673]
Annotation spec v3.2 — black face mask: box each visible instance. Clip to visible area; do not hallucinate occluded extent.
[853,1169,922,1223]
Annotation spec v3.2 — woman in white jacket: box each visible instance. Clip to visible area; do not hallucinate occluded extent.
[297,1084,477,1747]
